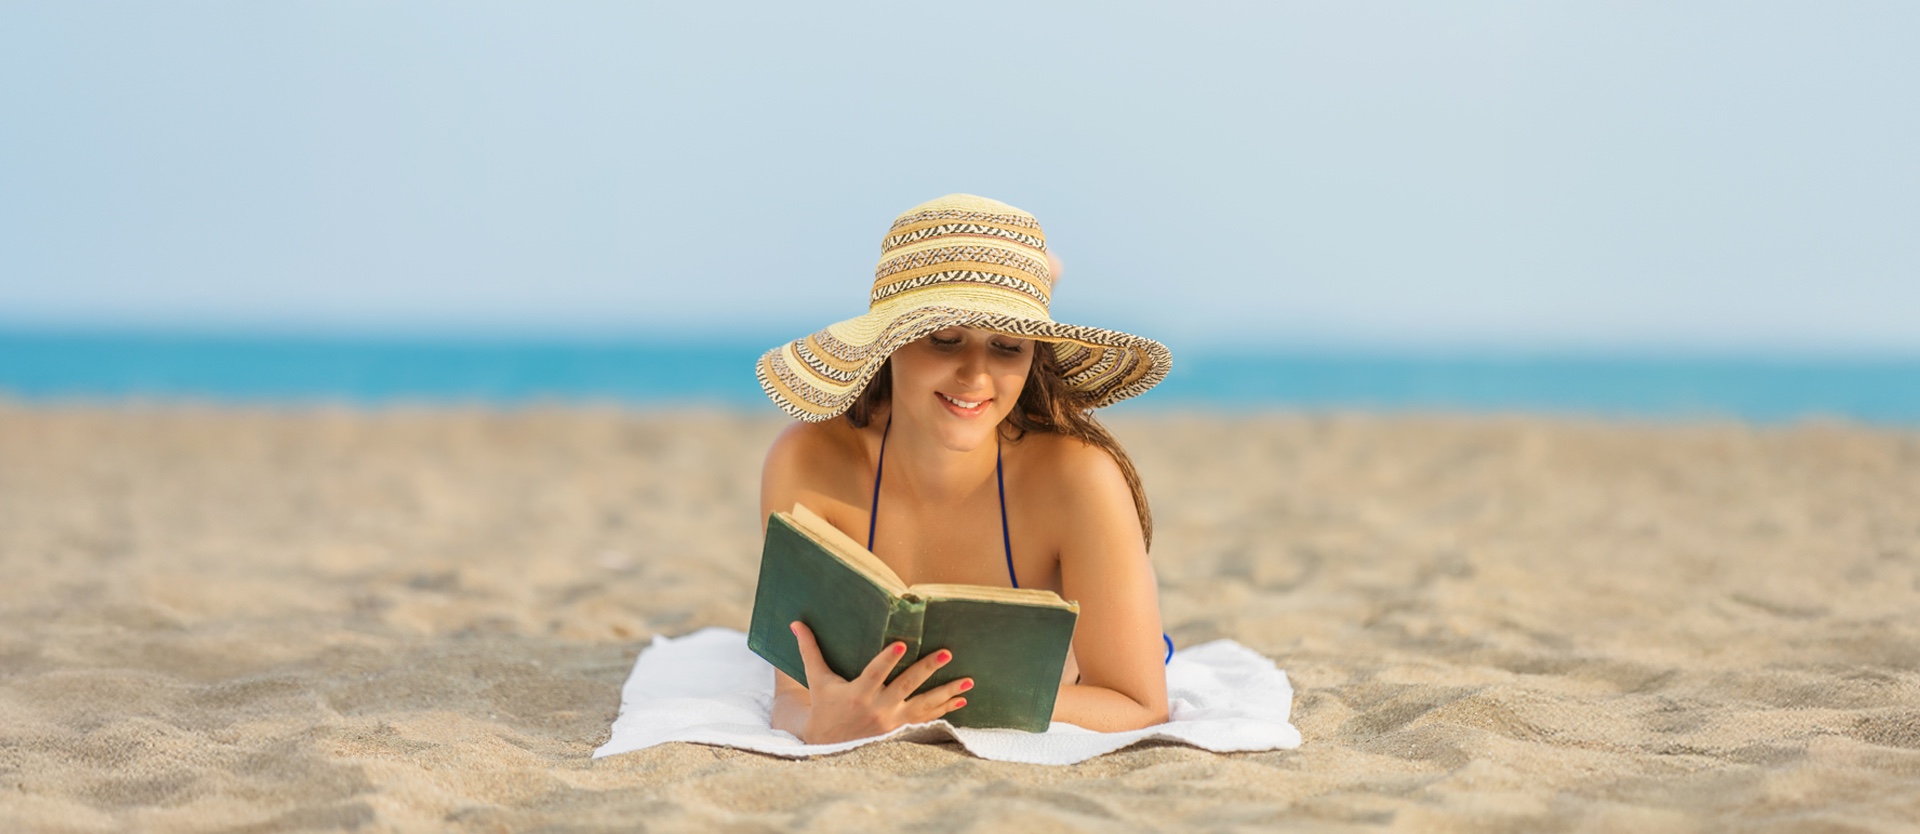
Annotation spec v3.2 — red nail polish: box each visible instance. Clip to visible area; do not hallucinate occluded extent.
[954,698,967,708]
[893,642,906,655]
[936,650,951,663]
[960,679,973,692]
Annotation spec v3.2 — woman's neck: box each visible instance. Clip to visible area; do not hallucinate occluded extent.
[880,410,1001,506]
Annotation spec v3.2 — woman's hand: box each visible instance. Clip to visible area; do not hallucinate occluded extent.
[787,621,972,744]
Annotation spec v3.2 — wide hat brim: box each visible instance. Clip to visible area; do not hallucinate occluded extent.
[757,304,1171,423]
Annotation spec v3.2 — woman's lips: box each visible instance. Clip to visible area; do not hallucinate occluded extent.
[937,391,991,417]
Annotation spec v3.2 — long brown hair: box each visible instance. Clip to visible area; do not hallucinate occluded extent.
[844,341,1154,551]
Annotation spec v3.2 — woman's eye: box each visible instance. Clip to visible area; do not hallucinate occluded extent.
[993,342,1025,354]
[929,336,960,347]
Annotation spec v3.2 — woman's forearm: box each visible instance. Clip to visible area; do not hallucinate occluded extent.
[777,681,1163,737]
[771,689,811,738]
[1049,683,1168,732]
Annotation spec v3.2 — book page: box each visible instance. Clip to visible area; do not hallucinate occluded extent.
[909,583,1079,612]
[787,503,909,597]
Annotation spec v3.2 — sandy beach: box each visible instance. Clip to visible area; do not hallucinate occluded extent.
[1,403,1916,832]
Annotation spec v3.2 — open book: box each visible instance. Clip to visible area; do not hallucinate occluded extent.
[747,503,1080,732]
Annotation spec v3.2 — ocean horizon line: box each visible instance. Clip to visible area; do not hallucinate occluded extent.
[3,320,1918,359]
[2,328,1918,425]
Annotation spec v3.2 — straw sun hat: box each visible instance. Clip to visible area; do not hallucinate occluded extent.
[756,193,1172,422]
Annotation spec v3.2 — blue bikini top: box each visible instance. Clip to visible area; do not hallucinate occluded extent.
[867,416,1174,666]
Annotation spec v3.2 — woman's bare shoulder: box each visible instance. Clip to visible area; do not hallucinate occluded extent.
[766,417,868,466]
[766,417,859,474]
[1010,429,1149,587]
[1009,430,1132,511]
[762,417,877,514]
[1014,428,1124,474]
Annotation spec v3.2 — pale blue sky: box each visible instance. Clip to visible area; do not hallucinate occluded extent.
[2,2,1915,353]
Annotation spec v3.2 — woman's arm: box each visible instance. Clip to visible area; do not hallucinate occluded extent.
[1051,680,1166,731]
[1047,439,1171,730]
[762,424,814,735]
[770,669,813,736]
[759,421,969,743]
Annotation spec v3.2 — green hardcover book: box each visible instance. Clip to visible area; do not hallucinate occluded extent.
[747,503,1080,733]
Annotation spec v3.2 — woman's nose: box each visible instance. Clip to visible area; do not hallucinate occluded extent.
[954,343,991,386]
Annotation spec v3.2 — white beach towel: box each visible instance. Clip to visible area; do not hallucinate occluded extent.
[592,626,1302,765]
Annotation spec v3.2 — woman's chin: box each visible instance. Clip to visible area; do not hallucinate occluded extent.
[916,409,1005,452]
[932,424,998,453]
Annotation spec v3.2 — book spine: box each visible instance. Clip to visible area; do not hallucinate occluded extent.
[882,595,927,681]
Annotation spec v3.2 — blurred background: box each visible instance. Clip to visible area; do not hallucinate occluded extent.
[2,1,1916,421]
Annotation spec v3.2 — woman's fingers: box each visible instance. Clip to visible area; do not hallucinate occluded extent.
[856,639,908,687]
[789,626,972,722]
[789,621,843,687]
[792,622,909,692]
[883,646,958,700]
[786,626,976,738]
[905,677,973,722]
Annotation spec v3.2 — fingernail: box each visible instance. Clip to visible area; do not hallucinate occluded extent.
[935,649,951,663]
[960,679,973,692]
[954,698,967,708]
[789,622,799,634]
[893,642,906,655]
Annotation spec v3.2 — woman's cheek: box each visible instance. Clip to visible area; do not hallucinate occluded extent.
[1005,356,1034,386]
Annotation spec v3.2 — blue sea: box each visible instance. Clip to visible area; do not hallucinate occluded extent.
[2,330,1918,426]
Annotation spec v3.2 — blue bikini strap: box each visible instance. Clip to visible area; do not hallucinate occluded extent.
[867,415,890,551]
[998,436,1016,588]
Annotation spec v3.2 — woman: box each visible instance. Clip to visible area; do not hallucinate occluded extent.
[755,194,1174,744]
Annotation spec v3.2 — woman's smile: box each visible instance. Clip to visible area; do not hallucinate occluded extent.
[936,391,992,417]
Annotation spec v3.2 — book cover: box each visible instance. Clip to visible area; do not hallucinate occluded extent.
[747,504,1079,732]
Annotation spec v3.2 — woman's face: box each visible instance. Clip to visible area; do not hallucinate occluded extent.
[888,326,1035,452]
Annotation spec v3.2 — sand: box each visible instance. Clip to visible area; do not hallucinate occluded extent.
[1,403,1917,832]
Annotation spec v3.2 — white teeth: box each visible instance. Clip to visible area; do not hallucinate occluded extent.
[939,393,984,409]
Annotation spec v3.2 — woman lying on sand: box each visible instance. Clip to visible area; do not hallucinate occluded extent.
[754,194,1176,743]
